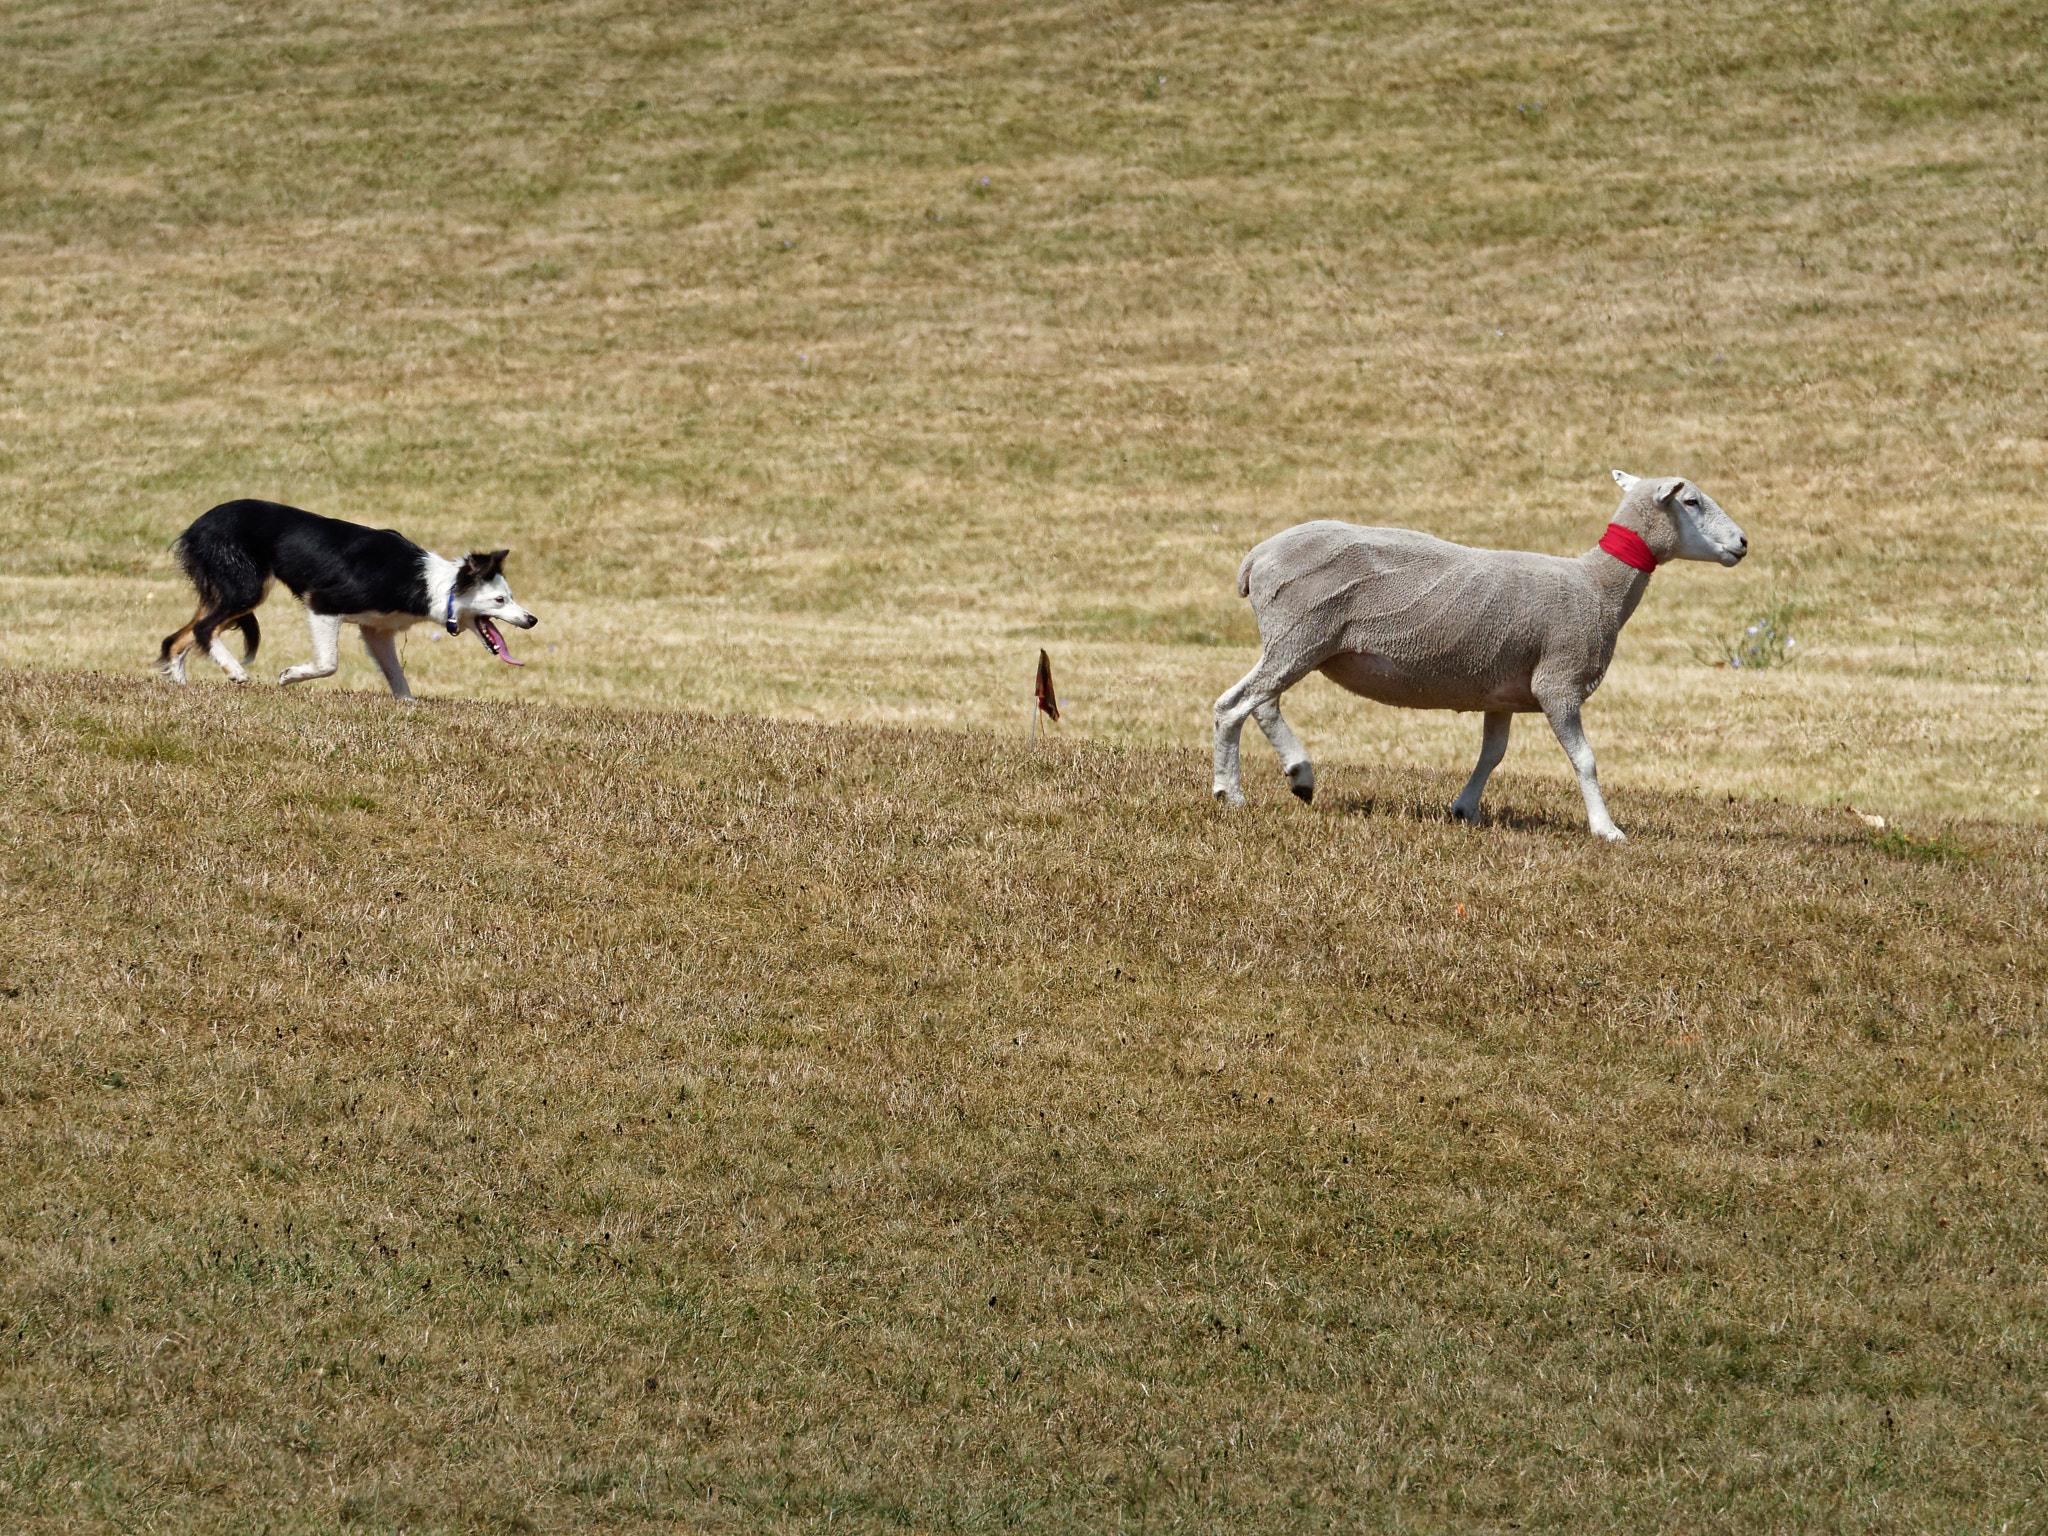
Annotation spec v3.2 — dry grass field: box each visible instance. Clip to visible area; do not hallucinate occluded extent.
[5,673,2047,1534]
[2,0,2046,1531]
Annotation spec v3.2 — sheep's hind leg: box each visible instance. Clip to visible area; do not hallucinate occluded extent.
[1251,698,1315,803]
[1213,653,1316,806]
[1541,695,1624,843]
[1450,711,1511,826]
[1211,674,1255,806]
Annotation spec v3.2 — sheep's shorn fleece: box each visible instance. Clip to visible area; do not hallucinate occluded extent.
[1212,472,1749,841]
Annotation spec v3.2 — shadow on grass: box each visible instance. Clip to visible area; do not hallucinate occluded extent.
[1313,775,1945,852]
[1321,792,1579,835]
[1304,763,1574,833]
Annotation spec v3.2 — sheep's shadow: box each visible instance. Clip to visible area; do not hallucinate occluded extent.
[1318,790,1575,835]
[1315,783,1912,854]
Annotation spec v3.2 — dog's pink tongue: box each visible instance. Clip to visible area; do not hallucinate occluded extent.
[480,618,526,666]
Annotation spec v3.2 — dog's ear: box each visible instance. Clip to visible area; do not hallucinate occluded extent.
[453,550,507,592]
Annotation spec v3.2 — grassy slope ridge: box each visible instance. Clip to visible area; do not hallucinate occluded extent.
[0,0,2044,816]
[3,671,2045,1532]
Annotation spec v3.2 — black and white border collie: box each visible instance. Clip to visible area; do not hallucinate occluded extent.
[157,499,538,701]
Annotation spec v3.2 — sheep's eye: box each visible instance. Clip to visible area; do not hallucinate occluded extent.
[1683,496,1699,507]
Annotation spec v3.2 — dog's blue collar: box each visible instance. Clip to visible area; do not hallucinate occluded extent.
[445,586,458,635]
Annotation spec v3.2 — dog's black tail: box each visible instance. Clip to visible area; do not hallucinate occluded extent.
[169,520,268,659]
[162,509,270,666]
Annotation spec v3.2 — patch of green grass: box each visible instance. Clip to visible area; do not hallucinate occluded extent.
[276,788,380,813]
[66,714,197,763]
[1871,827,1979,864]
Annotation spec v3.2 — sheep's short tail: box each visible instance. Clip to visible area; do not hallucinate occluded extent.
[1236,549,1257,598]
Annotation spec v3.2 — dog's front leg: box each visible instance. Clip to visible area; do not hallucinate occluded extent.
[280,611,342,687]
[360,628,414,702]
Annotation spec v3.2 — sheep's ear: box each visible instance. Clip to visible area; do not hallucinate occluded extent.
[1612,470,1640,492]
[1655,478,1686,505]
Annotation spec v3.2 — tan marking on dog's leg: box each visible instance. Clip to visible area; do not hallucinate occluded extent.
[207,623,251,683]
[158,614,201,682]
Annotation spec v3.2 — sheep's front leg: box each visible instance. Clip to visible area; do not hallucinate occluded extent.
[1541,696,1624,842]
[280,612,342,687]
[1450,710,1511,825]
[360,628,414,702]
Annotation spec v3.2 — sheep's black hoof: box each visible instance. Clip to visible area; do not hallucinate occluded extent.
[1291,783,1314,804]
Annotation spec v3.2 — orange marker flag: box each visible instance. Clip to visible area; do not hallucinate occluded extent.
[1034,649,1060,723]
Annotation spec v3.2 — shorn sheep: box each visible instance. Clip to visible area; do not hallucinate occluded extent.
[1212,471,1748,841]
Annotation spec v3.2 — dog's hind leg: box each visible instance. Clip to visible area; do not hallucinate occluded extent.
[360,628,413,702]
[279,611,342,687]
[191,585,266,686]
[201,610,255,683]
[157,610,202,683]
[230,613,260,663]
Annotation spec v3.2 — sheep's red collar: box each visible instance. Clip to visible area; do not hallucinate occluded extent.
[1599,523,1658,572]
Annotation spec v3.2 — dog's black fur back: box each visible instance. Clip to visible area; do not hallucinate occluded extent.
[162,500,434,665]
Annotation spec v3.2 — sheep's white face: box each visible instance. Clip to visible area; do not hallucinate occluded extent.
[1613,471,1748,566]
[1662,480,1748,565]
